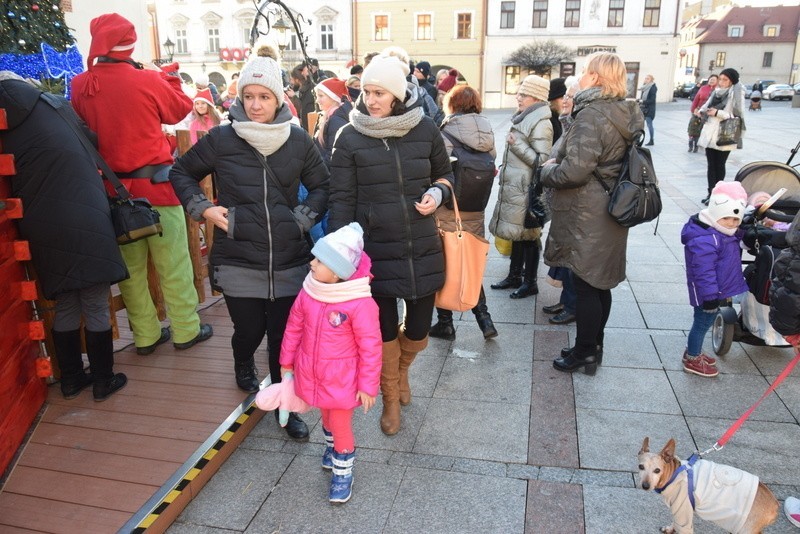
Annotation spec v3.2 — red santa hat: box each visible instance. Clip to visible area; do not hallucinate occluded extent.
[87,13,136,70]
[193,88,215,107]
[315,78,348,104]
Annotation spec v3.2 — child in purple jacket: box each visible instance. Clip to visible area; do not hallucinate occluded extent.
[681,181,749,377]
[279,222,382,504]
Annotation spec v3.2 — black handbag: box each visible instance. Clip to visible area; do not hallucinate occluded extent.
[39,93,162,244]
[716,117,741,146]
[523,160,549,229]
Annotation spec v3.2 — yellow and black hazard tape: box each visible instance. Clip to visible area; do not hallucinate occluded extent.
[123,400,262,533]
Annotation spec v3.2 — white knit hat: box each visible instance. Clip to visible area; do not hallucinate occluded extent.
[518,74,550,102]
[707,181,748,222]
[360,54,409,101]
[311,223,364,280]
[237,57,285,104]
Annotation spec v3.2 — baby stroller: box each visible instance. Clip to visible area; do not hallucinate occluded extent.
[749,91,762,111]
[712,140,800,355]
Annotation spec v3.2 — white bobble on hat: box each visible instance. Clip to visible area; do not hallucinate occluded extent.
[311,223,364,280]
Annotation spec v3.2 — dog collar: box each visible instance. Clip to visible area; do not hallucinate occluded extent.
[654,453,699,510]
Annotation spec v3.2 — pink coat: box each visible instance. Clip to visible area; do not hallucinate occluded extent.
[279,254,382,409]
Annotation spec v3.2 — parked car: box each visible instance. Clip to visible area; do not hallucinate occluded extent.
[763,84,795,101]
[753,80,776,92]
[673,82,696,98]
[794,83,800,95]
[743,84,753,99]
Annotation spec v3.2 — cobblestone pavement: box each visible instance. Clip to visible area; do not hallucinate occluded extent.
[167,98,800,534]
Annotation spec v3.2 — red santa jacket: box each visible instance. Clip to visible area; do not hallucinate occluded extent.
[71,62,192,205]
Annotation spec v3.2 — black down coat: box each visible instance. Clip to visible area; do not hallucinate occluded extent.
[769,213,800,336]
[328,99,453,300]
[0,79,127,300]
[169,111,328,274]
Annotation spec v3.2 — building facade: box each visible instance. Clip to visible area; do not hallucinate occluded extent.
[483,0,682,108]
[352,0,487,95]
[678,5,800,86]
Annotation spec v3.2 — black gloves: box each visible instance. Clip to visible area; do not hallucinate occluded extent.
[702,299,720,312]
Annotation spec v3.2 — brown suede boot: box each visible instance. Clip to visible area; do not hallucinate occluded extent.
[398,331,428,406]
[380,338,402,435]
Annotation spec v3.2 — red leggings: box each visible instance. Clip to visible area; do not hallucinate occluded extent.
[321,408,355,453]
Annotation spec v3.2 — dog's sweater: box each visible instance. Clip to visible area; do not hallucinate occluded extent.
[659,458,758,533]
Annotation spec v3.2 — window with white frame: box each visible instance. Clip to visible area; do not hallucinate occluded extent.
[320,24,334,50]
[643,0,660,27]
[234,11,255,47]
[608,0,624,27]
[764,25,779,37]
[763,51,773,67]
[456,12,472,39]
[207,27,220,53]
[565,0,580,27]
[715,51,726,68]
[532,0,547,28]
[500,2,516,29]
[416,13,432,40]
[176,29,188,54]
[374,14,389,41]
[728,25,743,37]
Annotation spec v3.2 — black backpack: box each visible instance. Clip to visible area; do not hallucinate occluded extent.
[441,130,496,212]
[594,126,662,229]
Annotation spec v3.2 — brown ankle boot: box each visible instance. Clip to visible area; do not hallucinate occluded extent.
[380,338,402,435]
[398,332,428,406]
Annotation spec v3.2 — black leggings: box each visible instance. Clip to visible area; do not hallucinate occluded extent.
[573,274,612,354]
[224,295,295,384]
[374,294,436,342]
[705,147,731,194]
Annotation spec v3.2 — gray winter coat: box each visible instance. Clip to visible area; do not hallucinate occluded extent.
[488,102,553,241]
[540,98,644,290]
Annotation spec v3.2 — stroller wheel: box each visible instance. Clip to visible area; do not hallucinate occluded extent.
[712,308,736,356]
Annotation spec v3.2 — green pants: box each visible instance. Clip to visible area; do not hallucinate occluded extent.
[118,205,200,346]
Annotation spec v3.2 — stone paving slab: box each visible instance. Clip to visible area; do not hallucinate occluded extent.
[526,480,584,534]
[529,359,579,468]
[433,352,532,404]
[573,367,682,415]
[628,280,688,304]
[600,332,663,368]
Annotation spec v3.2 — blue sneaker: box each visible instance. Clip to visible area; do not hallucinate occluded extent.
[321,427,334,471]
[329,450,355,503]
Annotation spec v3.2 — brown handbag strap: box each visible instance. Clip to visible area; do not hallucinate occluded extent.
[434,179,462,233]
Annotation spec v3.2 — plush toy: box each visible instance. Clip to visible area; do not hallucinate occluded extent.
[254,372,310,426]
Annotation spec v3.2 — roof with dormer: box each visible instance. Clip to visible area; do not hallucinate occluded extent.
[685,5,800,45]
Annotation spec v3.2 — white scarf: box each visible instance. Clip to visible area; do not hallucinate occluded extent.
[231,120,291,156]
[302,272,372,303]
[639,82,654,102]
[699,210,738,236]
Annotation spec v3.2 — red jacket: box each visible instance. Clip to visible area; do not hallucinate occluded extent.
[71,63,192,205]
[280,254,382,410]
[691,84,713,113]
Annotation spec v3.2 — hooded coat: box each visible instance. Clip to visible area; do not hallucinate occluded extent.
[769,212,800,335]
[539,97,643,290]
[0,79,128,300]
[328,90,453,300]
[489,102,553,242]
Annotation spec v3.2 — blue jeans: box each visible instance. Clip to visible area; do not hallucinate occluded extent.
[645,116,654,142]
[687,306,716,356]
[559,269,576,314]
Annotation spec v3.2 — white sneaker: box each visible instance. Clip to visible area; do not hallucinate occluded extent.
[786,496,800,528]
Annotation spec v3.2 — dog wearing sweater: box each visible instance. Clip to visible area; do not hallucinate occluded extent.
[637,437,778,533]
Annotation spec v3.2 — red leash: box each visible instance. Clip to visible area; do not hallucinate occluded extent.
[700,344,800,455]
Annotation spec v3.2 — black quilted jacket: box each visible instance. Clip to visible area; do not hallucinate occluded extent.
[769,214,800,335]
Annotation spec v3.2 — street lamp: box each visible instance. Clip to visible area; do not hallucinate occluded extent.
[272,17,291,51]
[250,0,319,82]
[163,37,175,62]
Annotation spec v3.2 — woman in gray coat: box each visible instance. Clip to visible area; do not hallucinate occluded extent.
[540,52,644,375]
[488,75,554,299]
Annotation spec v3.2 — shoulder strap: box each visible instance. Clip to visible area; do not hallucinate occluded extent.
[38,92,130,200]
[589,106,642,193]
[249,147,296,208]
[440,129,462,149]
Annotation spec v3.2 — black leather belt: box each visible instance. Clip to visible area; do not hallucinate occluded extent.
[117,164,172,183]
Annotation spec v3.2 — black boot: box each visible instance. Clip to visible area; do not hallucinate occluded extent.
[234,357,260,393]
[429,308,456,340]
[52,329,92,399]
[85,329,127,401]
[276,410,310,440]
[510,242,539,299]
[553,346,597,375]
[472,288,497,339]
[491,242,523,289]
[562,345,603,365]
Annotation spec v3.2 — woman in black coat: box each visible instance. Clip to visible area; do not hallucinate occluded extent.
[328,51,453,436]
[0,72,128,401]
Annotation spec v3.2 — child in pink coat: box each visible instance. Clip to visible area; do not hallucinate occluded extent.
[279,222,381,503]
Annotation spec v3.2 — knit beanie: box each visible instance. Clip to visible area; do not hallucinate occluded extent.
[719,68,740,85]
[316,78,348,104]
[237,57,285,104]
[416,61,431,78]
[193,88,214,107]
[548,78,567,101]
[437,69,459,93]
[519,75,550,102]
[361,55,409,101]
[195,74,209,87]
[706,181,747,222]
[311,223,364,280]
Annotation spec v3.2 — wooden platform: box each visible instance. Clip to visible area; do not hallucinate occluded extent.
[0,295,262,533]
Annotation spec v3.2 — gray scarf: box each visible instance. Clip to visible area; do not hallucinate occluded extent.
[349,83,425,139]
[229,98,292,156]
[638,82,654,102]
[572,86,620,115]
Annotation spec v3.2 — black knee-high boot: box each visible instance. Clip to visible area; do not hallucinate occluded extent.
[491,241,524,289]
[85,329,127,401]
[471,287,497,338]
[510,242,539,299]
[429,308,455,340]
[52,329,92,399]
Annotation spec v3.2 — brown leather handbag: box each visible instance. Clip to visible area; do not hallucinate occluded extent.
[433,180,490,311]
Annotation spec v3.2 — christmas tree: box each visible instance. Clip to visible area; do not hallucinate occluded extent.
[0,1,83,97]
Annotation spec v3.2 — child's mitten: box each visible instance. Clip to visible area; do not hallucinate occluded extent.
[254,371,310,425]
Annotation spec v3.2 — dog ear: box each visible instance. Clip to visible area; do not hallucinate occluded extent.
[660,438,676,462]
[639,437,650,454]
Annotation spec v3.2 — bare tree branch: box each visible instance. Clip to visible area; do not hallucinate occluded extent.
[504,40,576,76]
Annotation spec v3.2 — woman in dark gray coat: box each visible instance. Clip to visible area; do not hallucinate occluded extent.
[540,52,644,375]
[328,51,453,436]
